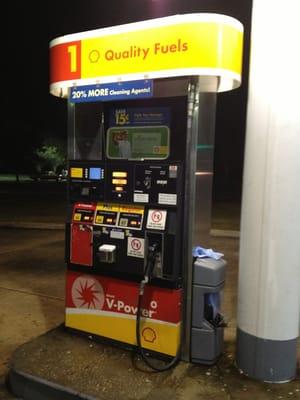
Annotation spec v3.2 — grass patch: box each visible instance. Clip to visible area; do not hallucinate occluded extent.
[0,174,32,182]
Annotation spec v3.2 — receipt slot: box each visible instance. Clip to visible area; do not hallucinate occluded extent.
[49,14,243,366]
[98,244,116,263]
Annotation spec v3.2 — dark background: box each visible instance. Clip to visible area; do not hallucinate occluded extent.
[1,0,252,201]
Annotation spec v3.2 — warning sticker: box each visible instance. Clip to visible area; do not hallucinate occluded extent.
[146,209,167,230]
[127,237,145,258]
[158,193,177,205]
[110,230,125,240]
[134,193,149,203]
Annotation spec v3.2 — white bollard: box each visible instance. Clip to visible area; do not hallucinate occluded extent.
[236,0,300,382]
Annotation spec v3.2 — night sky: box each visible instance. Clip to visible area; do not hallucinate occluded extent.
[2,0,252,200]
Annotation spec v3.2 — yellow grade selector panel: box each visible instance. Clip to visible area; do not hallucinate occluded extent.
[95,203,144,230]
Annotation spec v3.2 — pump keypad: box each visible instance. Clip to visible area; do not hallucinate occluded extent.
[134,164,180,205]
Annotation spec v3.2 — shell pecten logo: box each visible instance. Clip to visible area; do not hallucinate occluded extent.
[89,49,100,63]
[142,327,157,343]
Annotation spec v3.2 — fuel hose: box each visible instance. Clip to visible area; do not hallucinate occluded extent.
[135,244,181,372]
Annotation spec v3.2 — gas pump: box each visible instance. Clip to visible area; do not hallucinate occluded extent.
[65,99,186,362]
[50,14,243,369]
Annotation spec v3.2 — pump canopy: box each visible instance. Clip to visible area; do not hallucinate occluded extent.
[49,13,243,97]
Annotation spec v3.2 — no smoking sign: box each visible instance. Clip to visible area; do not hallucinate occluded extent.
[146,209,167,230]
[128,237,145,258]
[131,238,142,250]
[151,210,162,223]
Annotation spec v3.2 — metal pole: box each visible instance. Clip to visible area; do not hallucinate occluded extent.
[181,80,198,361]
[194,92,217,248]
[181,80,217,361]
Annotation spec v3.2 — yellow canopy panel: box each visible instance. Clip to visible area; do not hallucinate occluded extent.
[50,13,243,97]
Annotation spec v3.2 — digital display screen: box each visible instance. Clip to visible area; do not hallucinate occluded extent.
[89,167,103,180]
[112,179,127,185]
[70,167,83,178]
[112,171,127,178]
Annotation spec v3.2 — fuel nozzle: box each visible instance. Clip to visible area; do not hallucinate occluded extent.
[147,243,159,265]
[139,243,159,295]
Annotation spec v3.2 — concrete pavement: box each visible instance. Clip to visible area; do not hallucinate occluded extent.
[0,183,298,398]
[0,228,299,399]
[0,229,65,399]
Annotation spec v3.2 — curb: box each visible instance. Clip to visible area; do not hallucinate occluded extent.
[9,368,97,400]
[0,222,240,238]
[0,221,65,230]
[210,229,240,238]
